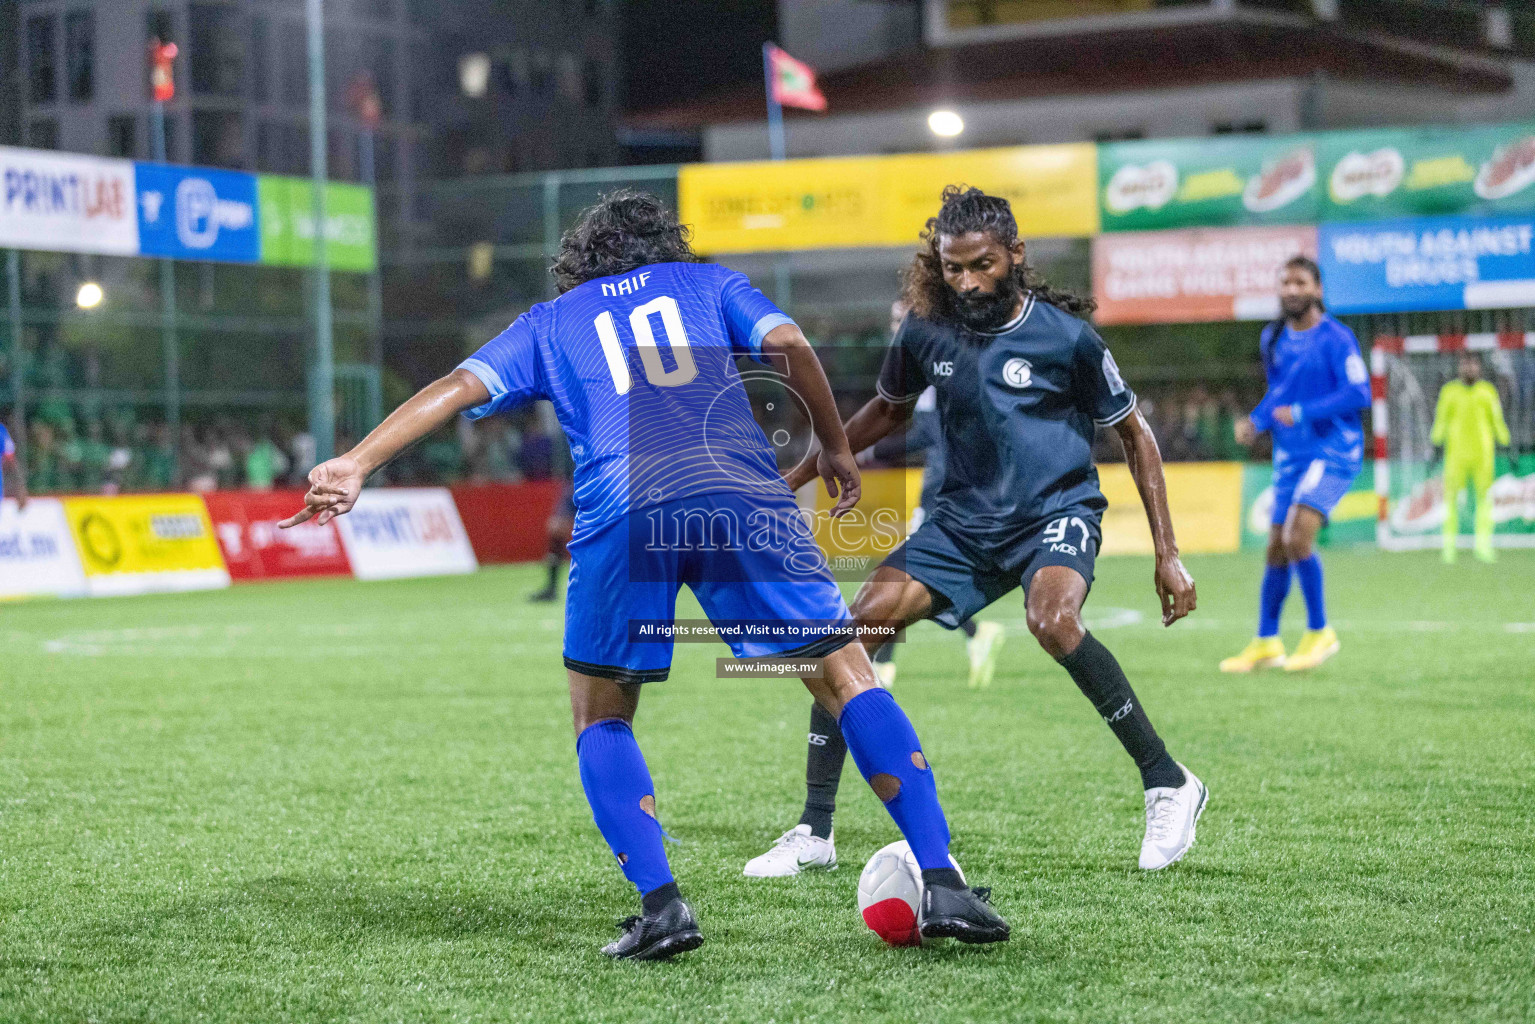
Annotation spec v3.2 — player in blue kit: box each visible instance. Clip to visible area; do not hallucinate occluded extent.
[0,419,27,511]
[281,192,1009,958]
[747,187,1207,880]
[1223,256,1370,674]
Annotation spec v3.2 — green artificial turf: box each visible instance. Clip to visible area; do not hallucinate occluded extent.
[1,550,1532,1023]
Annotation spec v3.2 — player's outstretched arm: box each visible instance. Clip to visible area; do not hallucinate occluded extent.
[762,323,863,517]
[279,368,490,528]
[1114,408,1197,627]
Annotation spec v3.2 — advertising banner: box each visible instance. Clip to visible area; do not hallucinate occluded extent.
[134,162,260,263]
[0,146,139,255]
[1099,462,1243,555]
[333,488,478,581]
[1092,225,1317,325]
[1319,123,1535,222]
[0,498,88,600]
[203,490,352,581]
[1240,463,1377,548]
[1099,135,1319,232]
[61,494,230,596]
[1318,213,1535,313]
[1382,459,1535,543]
[679,143,1099,253]
[257,176,378,272]
[449,481,565,565]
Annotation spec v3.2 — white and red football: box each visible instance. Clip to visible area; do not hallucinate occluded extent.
[856,840,965,946]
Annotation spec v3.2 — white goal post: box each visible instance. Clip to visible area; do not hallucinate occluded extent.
[1371,332,1535,551]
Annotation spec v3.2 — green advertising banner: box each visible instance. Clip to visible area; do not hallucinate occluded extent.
[257,176,377,273]
[1318,122,1535,222]
[1100,122,1535,233]
[1099,135,1320,232]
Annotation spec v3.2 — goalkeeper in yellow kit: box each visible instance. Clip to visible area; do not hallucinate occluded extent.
[1432,353,1510,563]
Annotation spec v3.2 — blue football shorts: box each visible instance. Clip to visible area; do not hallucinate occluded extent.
[1271,453,1360,526]
[562,489,853,682]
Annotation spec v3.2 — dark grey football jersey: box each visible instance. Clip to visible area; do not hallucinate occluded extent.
[876,293,1135,551]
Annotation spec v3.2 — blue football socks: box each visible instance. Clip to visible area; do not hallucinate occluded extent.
[837,687,952,872]
[1258,561,1293,638]
[1294,554,1327,631]
[576,719,674,899]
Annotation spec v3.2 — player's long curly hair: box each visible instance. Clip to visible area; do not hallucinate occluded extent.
[901,185,1096,321]
[550,189,700,293]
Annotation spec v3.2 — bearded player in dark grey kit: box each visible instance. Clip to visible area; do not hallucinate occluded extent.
[744,186,1207,879]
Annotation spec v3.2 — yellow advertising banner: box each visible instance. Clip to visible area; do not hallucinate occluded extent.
[62,494,231,596]
[807,462,1242,569]
[680,143,1100,253]
[1099,462,1243,556]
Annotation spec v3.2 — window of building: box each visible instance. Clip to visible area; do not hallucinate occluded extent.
[584,0,601,14]
[107,114,138,157]
[257,119,308,175]
[251,15,270,103]
[358,34,396,115]
[1212,120,1268,135]
[358,0,395,20]
[65,11,94,102]
[28,118,59,150]
[583,58,603,107]
[192,109,245,167]
[26,15,57,104]
[279,19,308,106]
[189,3,244,98]
[557,53,581,103]
[147,9,176,45]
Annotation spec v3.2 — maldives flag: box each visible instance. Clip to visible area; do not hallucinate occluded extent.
[767,44,828,112]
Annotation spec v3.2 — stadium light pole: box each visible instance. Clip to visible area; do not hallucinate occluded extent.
[307,0,336,465]
[150,39,181,484]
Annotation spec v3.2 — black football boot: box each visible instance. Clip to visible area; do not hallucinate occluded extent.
[920,884,1010,944]
[601,897,704,960]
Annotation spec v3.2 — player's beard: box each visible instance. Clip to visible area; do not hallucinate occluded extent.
[1281,294,1319,320]
[950,269,1022,334]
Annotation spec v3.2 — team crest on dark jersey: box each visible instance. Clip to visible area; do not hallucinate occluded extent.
[1001,357,1032,389]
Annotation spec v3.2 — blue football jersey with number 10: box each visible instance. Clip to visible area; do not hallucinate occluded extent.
[456,262,795,527]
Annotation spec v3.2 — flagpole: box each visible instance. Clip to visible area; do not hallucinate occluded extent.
[762,42,786,162]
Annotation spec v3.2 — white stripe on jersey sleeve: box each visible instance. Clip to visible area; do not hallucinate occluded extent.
[1095,393,1138,427]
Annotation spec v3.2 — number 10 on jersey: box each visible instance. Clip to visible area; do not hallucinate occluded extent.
[594,296,699,395]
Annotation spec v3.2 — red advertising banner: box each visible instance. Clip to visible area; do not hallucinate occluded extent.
[450,481,564,565]
[203,490,352,581]
[1092,224,1318,326]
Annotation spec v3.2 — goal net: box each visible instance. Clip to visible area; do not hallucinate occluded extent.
[1371,332,1535,550]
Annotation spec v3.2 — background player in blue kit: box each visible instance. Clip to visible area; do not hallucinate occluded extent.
[0,419,27,512]
[1223,257,1371,674]
[281,191,1009,959]
[747,187,1207,879]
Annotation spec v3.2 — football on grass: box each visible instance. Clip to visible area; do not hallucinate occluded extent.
[857,840,966,946]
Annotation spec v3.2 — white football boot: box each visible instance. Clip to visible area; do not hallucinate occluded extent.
[966,621,1006,689]
[1139,763,1208,870]
[742,824,837,878]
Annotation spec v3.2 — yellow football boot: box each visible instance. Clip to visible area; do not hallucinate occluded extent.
[1219,636,1287,673]
[1283,627,1340,671]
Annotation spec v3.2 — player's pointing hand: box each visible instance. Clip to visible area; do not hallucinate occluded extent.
[279,455,366,529]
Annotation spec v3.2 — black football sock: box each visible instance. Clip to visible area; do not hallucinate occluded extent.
[872,641,895,664]
[797,700,848,839]
[921,867,966,891]
[641,880,681,915]
[543,554,559,591]
[1057,632,1185,791]
[958,618,978,639]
